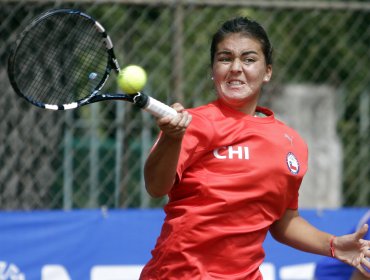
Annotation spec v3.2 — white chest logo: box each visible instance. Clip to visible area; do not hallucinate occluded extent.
[286,152,299,175]
[213,146,250,160]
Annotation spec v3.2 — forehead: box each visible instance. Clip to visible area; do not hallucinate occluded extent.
[216,33,263,53]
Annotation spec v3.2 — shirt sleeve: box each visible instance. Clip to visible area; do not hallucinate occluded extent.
[176,112,214,182]
[286,177,303,210]
[286,134,309,210]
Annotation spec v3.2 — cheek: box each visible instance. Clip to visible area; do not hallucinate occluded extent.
[212,69,225,86]
[247,67,269,83]
[212,66,222,78]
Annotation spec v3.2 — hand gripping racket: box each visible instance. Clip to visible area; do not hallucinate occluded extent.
[7,8,177,118]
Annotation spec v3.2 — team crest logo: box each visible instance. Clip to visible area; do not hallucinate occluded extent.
[286,152,299,175]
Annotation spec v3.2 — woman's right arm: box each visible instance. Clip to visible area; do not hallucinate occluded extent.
[144,103,192,197]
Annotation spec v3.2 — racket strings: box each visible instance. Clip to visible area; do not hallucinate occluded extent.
[26,19,69,103]
[13,12,108,106]
[15,22,53,101]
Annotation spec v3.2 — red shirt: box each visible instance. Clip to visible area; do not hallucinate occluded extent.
[140,100,308,280]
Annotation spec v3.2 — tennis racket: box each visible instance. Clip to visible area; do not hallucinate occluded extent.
[7,8,177,118]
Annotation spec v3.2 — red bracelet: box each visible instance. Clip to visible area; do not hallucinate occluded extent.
[330,236,336,258]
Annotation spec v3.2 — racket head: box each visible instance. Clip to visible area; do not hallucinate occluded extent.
[8,9,120,110]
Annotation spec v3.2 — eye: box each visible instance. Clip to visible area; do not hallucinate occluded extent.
[218,56,232,62]
[243,57,256,64]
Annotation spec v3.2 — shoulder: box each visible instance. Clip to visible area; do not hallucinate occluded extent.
[187,101,221,120]
[257,106,308,148]
[185,102,222,131]
[268,112,309,167]
[179,102,219,148]
[274,117,307,146]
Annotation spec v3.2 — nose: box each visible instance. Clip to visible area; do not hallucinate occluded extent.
[230,58,242,73]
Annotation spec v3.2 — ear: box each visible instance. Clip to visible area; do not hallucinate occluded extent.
[263,65,273,83]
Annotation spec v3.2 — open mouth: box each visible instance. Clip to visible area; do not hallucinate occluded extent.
[227,80,245,87]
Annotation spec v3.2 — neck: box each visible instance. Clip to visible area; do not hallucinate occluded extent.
[254,110,266,117]
[218,100,258,116]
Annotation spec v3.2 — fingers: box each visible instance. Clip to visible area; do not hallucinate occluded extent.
[355,224,369,240]
[365,245,370,258]
[171,102,185,112]
[156,103,192,139]
[356,237,370,277]
[361,257,370,270]
[357,257,370,278]
[156,103,187,125]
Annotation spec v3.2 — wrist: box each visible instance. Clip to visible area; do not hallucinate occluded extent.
[329,235,336,258]
[160,131,185,142]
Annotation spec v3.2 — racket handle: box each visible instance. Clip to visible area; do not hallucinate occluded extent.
[135,93,177,118]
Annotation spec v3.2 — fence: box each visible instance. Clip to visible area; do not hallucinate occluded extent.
[0,0,369,209]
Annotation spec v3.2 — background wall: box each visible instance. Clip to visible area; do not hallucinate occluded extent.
[0,208,368,280]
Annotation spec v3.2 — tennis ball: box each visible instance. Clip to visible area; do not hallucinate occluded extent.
[117,65,147,94]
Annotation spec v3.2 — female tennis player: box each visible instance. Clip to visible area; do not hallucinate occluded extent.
[140,17,370,279]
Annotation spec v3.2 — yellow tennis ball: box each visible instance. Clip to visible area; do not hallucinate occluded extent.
[117,65,147,94]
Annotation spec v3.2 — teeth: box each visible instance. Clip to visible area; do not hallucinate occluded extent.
[228,81,243,85]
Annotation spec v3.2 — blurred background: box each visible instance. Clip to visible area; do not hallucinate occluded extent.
[0,0,369,210]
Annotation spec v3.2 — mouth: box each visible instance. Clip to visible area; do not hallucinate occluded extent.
[226,80,245,88]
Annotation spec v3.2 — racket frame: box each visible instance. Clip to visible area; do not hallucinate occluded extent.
[8,9,177,117]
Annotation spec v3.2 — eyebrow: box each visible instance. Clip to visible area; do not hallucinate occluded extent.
[216,50,259,56]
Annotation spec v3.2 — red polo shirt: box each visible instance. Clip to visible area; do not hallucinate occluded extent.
[140,100,308,280]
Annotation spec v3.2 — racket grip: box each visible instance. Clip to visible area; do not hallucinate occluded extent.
[145,97,177,118]
[135,94,177,118]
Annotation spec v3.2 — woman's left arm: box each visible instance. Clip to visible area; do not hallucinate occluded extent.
[269,209,370,278]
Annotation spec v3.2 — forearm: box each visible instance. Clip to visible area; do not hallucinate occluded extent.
[144,134,182,197]
[270,210,333,257]
[144,104,192,198]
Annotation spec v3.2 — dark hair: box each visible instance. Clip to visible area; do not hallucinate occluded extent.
[210,17,273,66]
